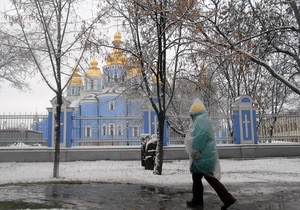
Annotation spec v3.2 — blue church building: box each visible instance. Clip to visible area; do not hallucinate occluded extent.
[42,31,165,148]
[34,31,259,148]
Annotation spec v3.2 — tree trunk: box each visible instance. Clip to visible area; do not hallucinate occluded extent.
[153,113,165,175]
[53,93,62,178]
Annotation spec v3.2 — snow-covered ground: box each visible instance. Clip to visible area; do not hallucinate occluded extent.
[0,158,299,187]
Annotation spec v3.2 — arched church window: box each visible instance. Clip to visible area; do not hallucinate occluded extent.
[90,79,94,90]
[87,79,91,90]
[102,124,107,136]
[109,123,115,136]
[132,125,139,137]
[109,101,115,110]
[94,79,98,90]
[117,124,123,136]
[114,72,118,82]
[85,126,91,137]
[71,87,75,95]
[78,87,81,94]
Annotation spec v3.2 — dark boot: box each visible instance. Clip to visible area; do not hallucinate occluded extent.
[186,199,204,208]
[221,196,236,209]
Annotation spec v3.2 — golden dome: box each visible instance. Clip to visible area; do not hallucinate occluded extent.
[127,57,142,77]
[112,31,122,46]
[114,31,121,40]
[69,67,83,86]
[128,65,142,77]
[106,49,127,65]
[106,30,127,65]
[128,67,137,77]
[86,58,102,77]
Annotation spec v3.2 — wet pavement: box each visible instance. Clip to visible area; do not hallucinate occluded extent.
[0,182,299,210]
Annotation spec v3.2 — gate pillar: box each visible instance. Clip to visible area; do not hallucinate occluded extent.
[47,97,74,148]
[232,95,258,144]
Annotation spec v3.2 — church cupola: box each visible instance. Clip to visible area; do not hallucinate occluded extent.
[112,31,122,47]
[85,58,103,91]
[128,57,142,77]
[105,31,127,66]
[126,57,143,89]
[103,30,128,87]
[67,67,83,99]
[86,58,102,78]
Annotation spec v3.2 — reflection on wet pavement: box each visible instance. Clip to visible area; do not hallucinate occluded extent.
[0,183,299,209]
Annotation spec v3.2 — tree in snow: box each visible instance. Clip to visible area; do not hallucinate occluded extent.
[0,27,34,90]
[102,0,199,175]
[188,0,300,98]
[4,0,107,178]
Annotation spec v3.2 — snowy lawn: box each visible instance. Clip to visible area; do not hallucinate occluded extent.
[0,158,299,187]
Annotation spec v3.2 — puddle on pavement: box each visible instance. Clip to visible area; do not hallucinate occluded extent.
[0,183,299,209]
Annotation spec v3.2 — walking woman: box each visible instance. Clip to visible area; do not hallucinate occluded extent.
[185,98,236,209]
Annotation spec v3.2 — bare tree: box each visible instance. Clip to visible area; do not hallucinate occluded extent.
[102,0,198,175]
[189,0,300,97]
[4,0,106,178]
[0,29,34,90]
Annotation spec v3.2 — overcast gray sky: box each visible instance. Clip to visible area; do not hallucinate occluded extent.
[0,0,112,114]
[0,0,55,113]
[0,77,54,114]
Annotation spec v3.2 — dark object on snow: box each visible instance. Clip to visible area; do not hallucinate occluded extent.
[141,134,157,170]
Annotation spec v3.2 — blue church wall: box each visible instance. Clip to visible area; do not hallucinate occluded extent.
[143,110,150,134]
[67,86,81,96]
[67,94,145,144]
[80,100,98,116]
[85,78,103,91]
[79,100,98,139]
[96,78,102,90]
[98,95,127,116]
[127,100,144,115]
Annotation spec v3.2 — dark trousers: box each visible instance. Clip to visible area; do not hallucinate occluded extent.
[192,173,233,204]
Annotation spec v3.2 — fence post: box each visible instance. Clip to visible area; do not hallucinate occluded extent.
[232,95,258,144]
[48,97,74,148]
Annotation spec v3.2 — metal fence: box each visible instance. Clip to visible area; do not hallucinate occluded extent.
[167,115,234,145]
[0,112,299,147]
[0,114,48,146]
[257,113,300,143]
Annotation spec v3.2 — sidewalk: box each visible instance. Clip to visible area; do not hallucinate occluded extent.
[0,158,299,209]
[0,181,300,209]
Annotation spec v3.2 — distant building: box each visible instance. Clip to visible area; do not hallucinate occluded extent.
[38,30,167,147]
